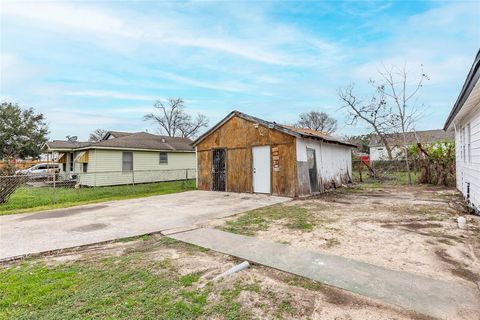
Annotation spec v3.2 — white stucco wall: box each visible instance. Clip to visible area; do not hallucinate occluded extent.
[296,137,352,190]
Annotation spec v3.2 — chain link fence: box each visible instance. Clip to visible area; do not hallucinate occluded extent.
[0,168,196,214]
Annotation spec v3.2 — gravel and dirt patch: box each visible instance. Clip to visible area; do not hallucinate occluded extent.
[214,184,480,289]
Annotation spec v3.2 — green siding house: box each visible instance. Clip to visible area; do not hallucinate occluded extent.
[44,131,195,186]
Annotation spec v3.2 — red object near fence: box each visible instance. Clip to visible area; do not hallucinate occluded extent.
[359,155,370,166]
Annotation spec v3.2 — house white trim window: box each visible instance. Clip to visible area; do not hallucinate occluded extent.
[122,152,133,171]
[159,152,168,164]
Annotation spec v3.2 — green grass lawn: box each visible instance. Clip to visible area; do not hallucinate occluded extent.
[0,238,245,320]
[0,180,196,216]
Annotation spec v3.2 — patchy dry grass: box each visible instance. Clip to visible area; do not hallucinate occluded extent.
[0,234,431,320]
[0,236,253,320]
[218,204,317,236]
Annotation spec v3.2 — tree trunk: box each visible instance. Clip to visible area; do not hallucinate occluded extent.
[402,133,412,185]
[379,136,393,160]
[416,146,429,183]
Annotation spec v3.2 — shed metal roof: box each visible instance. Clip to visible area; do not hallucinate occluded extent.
[192,110,356,148]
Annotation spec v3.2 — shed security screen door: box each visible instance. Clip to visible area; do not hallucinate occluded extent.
[212,149,226,191]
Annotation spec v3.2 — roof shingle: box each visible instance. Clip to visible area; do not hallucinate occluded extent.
[86,132,193,151]
[46,132,194,152]
[369,129,454,147]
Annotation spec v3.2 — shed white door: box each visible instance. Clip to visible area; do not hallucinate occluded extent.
[252,145,271,193]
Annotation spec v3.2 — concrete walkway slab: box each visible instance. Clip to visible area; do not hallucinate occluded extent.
[0,191,290,261]
[171,228,480,319]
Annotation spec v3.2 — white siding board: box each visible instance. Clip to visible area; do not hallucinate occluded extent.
[77,149,195,187]
[454,98,480,211]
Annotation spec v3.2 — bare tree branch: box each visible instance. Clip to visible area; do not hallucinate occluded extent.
[294,111,338,134]
[375,64,429,184]
[338,83,394,159]
[88,129,108,142]
[143,98,209,139]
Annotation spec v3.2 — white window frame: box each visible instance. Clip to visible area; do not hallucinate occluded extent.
[122,152,133,172]
[159,152,168,164]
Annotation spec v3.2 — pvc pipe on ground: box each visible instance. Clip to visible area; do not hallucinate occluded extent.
[213,261,250,281]
[457,216,466,229]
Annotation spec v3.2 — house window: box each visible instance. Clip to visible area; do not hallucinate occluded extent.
[83,163,88,173]
[159,152,168,164]
[62,163,66,172]
[122,152,133,171]
[462,127,466,163]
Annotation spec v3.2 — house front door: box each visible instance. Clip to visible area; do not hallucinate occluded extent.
[212,149,226,191]
[307,148,319,193]
[252,145,271,193]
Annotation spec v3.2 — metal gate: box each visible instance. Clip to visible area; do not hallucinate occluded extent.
[212,149,226,191]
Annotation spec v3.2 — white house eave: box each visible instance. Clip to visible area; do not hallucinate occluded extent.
[447,80,480,130]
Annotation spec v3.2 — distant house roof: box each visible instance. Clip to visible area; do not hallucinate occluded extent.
[102,131,134,140]
[44,140,91,151]
[444,49,480,130]
[369,129,454,147]
[192,110,356,148]
[80,132,194,152]
[45,132,194,153]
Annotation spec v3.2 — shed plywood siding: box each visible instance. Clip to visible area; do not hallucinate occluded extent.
[197,150,211,190]
[271,144,296,196]
[196,115,297,197]
[227,148,252,193]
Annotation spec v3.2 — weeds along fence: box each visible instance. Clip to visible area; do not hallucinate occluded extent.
[352,159,421,184]
[0,168,196,210]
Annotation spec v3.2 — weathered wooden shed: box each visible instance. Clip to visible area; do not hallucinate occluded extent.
[192,111,356,197]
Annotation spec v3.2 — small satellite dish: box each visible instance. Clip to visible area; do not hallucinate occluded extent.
[67,136,78,142]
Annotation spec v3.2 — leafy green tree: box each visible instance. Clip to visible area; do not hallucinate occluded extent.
[408,141,455,186]
[345,134,372,154]
[0,102,49,161]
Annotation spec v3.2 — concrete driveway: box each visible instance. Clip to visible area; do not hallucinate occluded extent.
[0,191,289,260]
